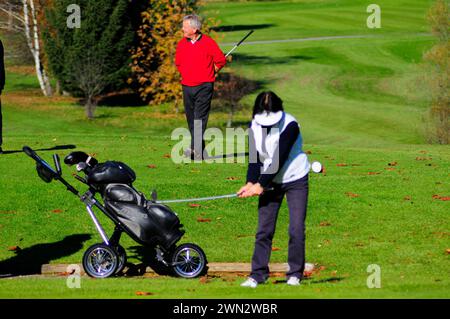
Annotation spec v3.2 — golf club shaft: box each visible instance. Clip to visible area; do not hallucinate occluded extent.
[225,30,254,57]
[156,193,238,204]
[156,186,274,204]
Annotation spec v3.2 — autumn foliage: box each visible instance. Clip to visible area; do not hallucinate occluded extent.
[424,0,449,144]
[129,0,218,109]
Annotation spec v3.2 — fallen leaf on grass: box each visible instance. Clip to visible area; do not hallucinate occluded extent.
[305,150,312,155]
[345,192,360,198]
[385,167,396,171]
[446,249,450,255]
[336,163,348,167]
[8,246,21,252]
[226,176,239,181]
[432,195,450,201]
[199,276,211,284]
[52,209,63,214]
[319,221,331,227]
[147,164,157,169]
[189,204,201,208]
[163,154,171,159]
[197,217,212,223]
[367,172,381,175]
[403,196,412,201]
[271,247,281,251]
[135,291,154,296]
[416,157,432,161]
[388,161,398,166]
[58,269,76,276]
[270,272,286,278]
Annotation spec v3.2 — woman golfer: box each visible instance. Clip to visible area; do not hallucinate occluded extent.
[237,91,310,287]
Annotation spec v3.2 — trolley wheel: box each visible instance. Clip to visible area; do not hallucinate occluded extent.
[170,243,207,278]
[82,243,118,278]
[114,245,127,275]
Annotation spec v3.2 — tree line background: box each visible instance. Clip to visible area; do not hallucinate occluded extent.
[0,0,255,123]
[0,0,447,143]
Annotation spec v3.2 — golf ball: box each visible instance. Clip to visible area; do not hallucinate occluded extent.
[311,161,323,173]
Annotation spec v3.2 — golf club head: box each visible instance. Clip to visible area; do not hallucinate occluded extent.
[64,151,98,167]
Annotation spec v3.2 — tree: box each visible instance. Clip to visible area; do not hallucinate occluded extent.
[43,0,140,118]
[0,0,53,96]
[424,0,449,144]
[0,1,22,32]
[129,0,218,111]
[214,72,260,127]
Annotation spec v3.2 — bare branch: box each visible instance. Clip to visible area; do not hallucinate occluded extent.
[0,6,25,24]
[0,22,25,31]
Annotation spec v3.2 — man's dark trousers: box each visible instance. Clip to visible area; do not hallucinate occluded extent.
[182,82,214,156]
[250,175,309,283]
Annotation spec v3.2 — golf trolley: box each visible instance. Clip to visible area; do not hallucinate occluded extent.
[23,146,207,279]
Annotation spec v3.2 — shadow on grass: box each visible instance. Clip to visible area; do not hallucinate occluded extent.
[231,53,314,65]
[96,92,147,107]
[307,277,345,284]
[204,152,249,160]
[0,234,91,277]
[1,144,76,155]
[124,246,173,277]
[212,23,275,32]
[273,277,345,284]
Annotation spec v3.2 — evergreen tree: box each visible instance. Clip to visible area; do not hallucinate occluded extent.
[43,0,141,118]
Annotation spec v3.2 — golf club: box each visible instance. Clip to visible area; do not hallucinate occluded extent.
[225,30,254,58]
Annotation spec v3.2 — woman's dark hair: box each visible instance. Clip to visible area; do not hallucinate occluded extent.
[252,91,284,117]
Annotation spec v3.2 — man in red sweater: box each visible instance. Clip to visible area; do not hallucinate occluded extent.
[175,14,226,160]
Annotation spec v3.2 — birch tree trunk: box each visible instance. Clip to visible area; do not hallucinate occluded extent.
[22,0,52,96]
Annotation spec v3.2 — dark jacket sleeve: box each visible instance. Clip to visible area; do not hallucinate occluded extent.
[258,122,300,187]
[246,123,262,183]
[0,40,5,93]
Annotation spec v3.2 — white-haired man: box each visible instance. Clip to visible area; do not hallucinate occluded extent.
[175,14,226,160]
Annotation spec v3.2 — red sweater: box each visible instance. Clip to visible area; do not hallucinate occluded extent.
[175,34,226,86]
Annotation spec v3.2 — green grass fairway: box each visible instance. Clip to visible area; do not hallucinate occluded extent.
[0,0,449,298]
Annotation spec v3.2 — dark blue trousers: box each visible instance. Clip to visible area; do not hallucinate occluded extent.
[250,174,309,283]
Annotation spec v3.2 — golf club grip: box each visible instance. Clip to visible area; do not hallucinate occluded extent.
[22,146,41,162]
[236,30,254,47]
